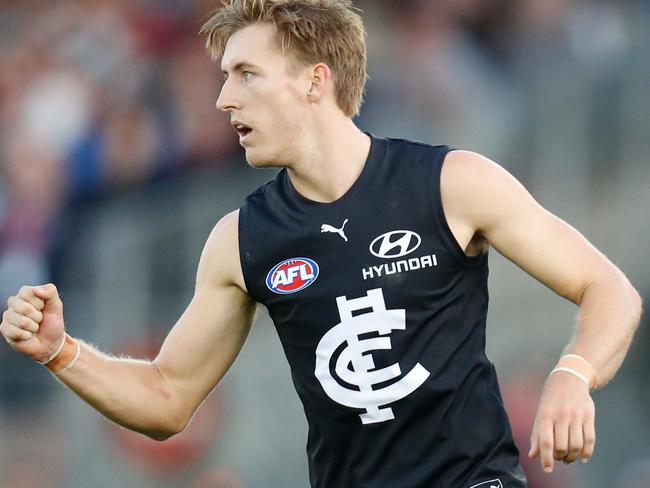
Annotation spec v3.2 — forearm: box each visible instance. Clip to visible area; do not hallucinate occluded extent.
[565,268,642,388]
[52,339,184,440]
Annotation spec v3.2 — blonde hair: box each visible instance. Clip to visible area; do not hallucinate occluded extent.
[200,0,367,117]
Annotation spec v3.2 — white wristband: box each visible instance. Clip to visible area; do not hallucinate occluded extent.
[561,353,593,366]
[550,366,590,387]
[37,333,67,365]
[54,340,81,376]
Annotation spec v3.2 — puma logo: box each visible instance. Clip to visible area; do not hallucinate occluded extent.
[321,219,349,242]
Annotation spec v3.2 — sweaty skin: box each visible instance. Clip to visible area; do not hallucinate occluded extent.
[1,21,642,477]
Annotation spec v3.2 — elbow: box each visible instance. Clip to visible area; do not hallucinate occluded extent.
[630,284,643,326]
[147,429,176,442]
[608,267,643,323]
[145,362,192,441]
[140,404,192,442]
[615,270,643,330]
[145,416,189,442]
[147,426,184,442]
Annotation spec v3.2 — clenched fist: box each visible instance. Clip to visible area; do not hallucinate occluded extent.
[1,284,65,363]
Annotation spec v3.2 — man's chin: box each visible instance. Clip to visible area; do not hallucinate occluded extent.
[244,149,283,169]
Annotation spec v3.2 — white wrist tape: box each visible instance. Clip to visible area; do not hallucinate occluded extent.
[55,340,81,376]
[37,333,67,365]
[561,353,593,366]
[550,366,590,387]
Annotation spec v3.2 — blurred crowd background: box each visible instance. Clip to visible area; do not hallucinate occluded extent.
[0,0,648,487]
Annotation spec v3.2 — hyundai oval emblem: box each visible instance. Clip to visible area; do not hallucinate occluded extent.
[370,230,422,259]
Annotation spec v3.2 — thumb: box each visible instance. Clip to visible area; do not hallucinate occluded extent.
[34,283,56,299]
[529,430,539,459]
[34,283,63,315]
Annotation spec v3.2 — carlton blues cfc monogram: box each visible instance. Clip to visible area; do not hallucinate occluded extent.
[238,134,527,488]
[315,288,430,424]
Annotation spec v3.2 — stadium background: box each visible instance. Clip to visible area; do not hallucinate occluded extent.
[0,0,648,486]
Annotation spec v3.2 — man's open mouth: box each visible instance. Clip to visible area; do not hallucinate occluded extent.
[233,123,253,139]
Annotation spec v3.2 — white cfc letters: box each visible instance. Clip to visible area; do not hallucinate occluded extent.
[315,288,430,424]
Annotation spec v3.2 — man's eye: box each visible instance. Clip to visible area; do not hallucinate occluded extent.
[242,71,253,81]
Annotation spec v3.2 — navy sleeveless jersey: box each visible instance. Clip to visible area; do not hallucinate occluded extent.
[238,135,527,488]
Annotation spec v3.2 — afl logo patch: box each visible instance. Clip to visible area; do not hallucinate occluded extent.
[266,257,319,295]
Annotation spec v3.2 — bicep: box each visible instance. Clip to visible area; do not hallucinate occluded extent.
[443,151,614,304]
[153,211,256,414]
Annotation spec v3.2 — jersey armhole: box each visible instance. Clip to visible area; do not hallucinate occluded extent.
[237,200,262,303]
[431,148,487,267]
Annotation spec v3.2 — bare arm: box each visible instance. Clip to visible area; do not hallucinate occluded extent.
[441,150,642,470]
[1,210,256,440]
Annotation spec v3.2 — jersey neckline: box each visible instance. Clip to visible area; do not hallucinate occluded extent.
[282,132,386,207]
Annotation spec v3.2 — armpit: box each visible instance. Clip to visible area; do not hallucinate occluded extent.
[465,235,489,257]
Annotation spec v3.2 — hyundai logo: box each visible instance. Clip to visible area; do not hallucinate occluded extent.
[370,230,422,259]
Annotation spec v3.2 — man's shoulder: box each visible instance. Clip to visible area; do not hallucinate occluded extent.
[380,135,452,167]
[207,210,240,255]
[384,135,449,151]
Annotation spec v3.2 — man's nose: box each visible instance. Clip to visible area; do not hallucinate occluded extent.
[216,78,240,112]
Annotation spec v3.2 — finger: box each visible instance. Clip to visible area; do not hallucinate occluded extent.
[528,427,539,459]
[564,418,583,464]
[1,323,33,342]
[16,286,45,310]
[553,418,569,461]
[33,283,58,301]
[4,310,40,333]
[6,297,43,324]
[33,283,63,316]
[580,413,596,463]
[538,418,555,473]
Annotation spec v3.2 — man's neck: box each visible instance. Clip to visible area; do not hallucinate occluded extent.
[286,117,371,204]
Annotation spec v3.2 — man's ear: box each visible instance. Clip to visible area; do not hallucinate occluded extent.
[307,63,332,102]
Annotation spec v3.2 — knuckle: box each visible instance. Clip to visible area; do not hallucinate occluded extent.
[4,309,15,322]
[570,411,583,423]
[539,409,553,420]
[540,439,554,449]
[556,407,570,419]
